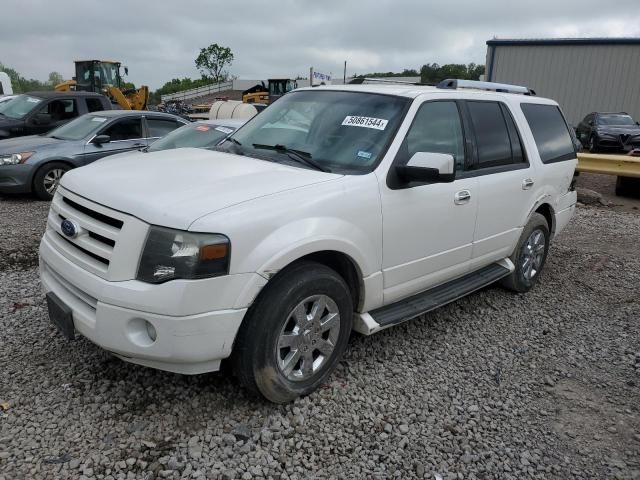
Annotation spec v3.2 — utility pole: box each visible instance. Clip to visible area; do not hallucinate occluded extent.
[343,61,347,84]
[310,67,313,87]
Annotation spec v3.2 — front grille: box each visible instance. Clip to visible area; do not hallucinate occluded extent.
[62,196,123,229]
[47,189,127,279]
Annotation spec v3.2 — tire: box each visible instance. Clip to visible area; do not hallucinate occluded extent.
[588,135,598,153]
[232,261,353,403]
[615,176,639,198]
[33,162,71,200]
[500,213,550,293]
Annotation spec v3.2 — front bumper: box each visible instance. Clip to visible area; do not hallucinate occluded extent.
[39,232,266,374]
[0,164,34,193]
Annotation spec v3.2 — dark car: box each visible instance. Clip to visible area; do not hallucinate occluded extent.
[576,112,640,153]
[0,110,187,200]
[0,91,112,139]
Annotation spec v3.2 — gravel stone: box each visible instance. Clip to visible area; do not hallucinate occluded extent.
[1,195,639,479]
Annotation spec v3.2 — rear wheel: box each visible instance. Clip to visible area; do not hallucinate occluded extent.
[33,162,70,200]
[615,176,639,197]
[232,261,353,403]
[501,213,550,293]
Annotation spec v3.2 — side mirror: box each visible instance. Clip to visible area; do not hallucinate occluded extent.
[395,152,456,184]
[91,134,111,145]
[588,120,594,126]
[33,113,52,126]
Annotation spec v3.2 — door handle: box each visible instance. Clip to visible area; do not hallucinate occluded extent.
[454,190,471,205]
[522,178,535,190]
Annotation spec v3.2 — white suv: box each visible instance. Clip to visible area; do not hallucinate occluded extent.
[39,80,577,403]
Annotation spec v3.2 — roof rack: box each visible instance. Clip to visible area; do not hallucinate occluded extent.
[348,77,429,86]
[437,79,536,96]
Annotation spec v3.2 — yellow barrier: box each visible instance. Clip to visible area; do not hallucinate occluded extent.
[576,153,640,178]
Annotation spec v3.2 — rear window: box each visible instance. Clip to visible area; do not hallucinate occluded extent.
[521,103,576,164]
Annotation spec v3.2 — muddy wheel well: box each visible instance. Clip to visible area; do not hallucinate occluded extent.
[535,203,554,235]
[292,251,363,311]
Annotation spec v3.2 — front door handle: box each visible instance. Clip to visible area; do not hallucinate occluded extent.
[454,190,471,205]
[522,178,535,190]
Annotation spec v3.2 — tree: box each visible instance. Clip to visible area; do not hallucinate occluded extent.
[0,61,54,93]
[195,44,234,83]
[420,63,485,84]
[47,71,64,86]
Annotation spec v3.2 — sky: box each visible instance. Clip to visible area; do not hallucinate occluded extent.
[2,0,640,90]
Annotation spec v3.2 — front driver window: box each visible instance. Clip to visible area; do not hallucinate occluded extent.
[398,101,465,170]
[102,118,142,141]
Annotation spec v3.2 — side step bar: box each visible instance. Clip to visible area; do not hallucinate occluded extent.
[354,261,512,335]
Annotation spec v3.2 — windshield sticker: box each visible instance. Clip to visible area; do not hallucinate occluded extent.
[26,98,41,103]
[357,150,372,160]
[91,117,107,123]
[214,126,234,134]
[195,125,210,132]
[342,115,388,130]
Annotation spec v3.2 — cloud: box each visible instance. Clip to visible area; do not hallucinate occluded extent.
[1,0,639,90]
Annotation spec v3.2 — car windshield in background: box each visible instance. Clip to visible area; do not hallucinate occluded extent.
[0,94,43,119]
[148,123,236,152]
[224,90,410,173]
[597,114,636,126]
[44,115,109,141]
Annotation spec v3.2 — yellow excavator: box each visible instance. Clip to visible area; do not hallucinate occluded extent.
[55,60,149,110]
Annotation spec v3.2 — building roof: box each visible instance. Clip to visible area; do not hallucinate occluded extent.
[487,37,640,47]
[25,90,105,98]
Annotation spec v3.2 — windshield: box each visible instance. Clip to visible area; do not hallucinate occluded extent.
[76,62,119,89]
[597,114,636,126]
[0,94,43,119]
[148,122,236,152]
[225,90,410,173]
[45,115,109,141]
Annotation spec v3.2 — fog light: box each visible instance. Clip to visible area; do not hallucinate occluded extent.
[145,321,157,342]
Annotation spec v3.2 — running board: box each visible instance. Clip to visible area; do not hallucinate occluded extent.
[354,260,512,335]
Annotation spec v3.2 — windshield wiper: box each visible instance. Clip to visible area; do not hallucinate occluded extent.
[214,136,244,155]
[252,143,330,172]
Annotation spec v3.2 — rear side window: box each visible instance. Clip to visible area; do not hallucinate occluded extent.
[467,101,525,168]
[147,118,182,138]
[521,103,575,163]
[86,98,104,113]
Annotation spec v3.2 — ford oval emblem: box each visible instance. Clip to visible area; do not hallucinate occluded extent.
[61,219,79,238]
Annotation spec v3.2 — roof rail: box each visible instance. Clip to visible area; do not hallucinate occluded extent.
[437,79,536,96]
[349,77,428,86]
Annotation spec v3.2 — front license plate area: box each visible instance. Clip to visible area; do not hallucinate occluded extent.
[46,292,75,340]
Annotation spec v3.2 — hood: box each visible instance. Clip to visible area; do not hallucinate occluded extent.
[596,125,640,135]
[0,134,61,153]
[60,148,342,230]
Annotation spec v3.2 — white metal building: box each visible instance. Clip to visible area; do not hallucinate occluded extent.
[485,38,640,124]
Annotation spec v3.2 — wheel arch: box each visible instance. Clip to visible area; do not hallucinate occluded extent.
[30,158,76,191]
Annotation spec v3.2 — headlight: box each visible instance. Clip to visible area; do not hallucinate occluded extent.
[0,152,34,165]
[136,226,230,283]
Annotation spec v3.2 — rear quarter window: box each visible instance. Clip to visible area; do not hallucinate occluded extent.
[521,103,576,164]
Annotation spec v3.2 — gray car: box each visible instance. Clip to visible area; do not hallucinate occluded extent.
[0,110,188,200]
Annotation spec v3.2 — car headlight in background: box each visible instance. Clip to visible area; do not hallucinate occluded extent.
[0,152,34,165]
[136,226,230,283]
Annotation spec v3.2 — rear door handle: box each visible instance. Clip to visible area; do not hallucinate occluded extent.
[454,190,471,205]
[522,178,535,190]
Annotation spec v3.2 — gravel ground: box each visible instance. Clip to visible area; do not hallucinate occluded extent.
[0,194,639,480]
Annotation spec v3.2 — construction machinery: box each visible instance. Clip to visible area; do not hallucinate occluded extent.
[55,60,149,110]
[241,78,298,105]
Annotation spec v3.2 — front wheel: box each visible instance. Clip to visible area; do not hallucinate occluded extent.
[232,261,353,403]
[33,162,70,200]
[588,135,598,153]
[501,213,550,293]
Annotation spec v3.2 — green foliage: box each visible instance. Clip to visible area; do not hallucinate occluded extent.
[420,63,485,84]
[150,76,212,104]
[0,61,64,93]
[355,69,420,78]
[195,43,234,82]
